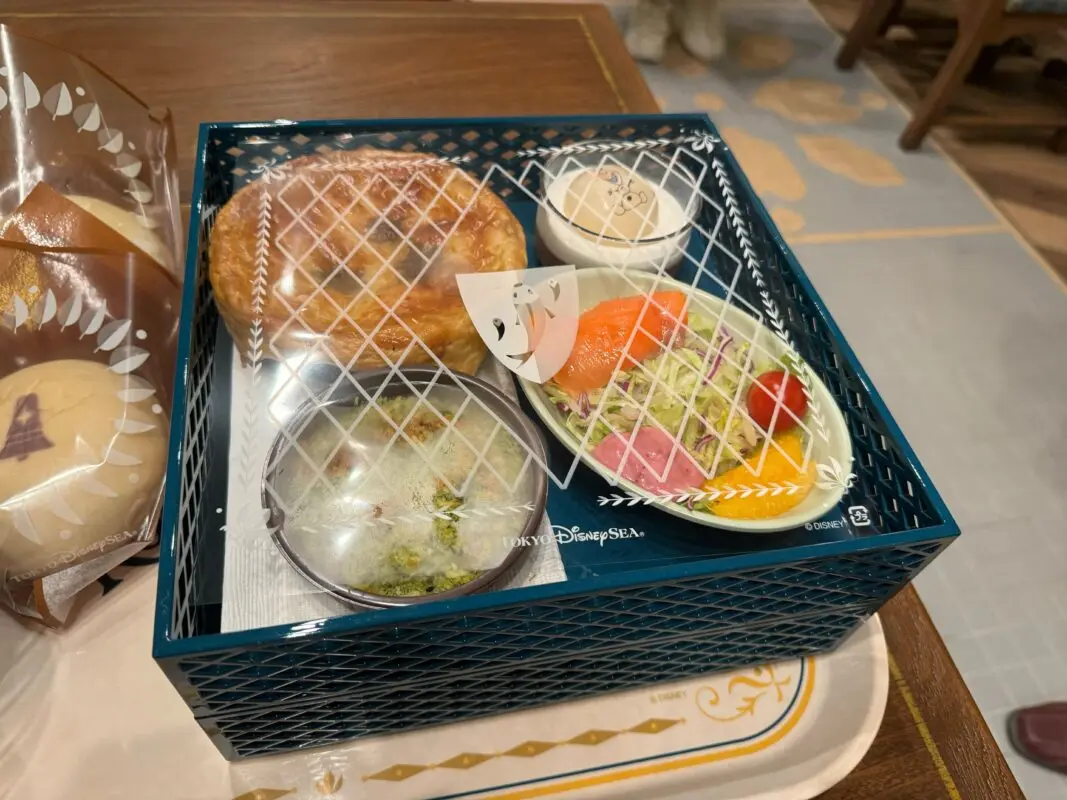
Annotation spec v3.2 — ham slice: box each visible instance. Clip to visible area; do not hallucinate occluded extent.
[592,427,703,494]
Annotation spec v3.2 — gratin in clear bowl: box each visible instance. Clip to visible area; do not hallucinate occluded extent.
[263,367,549,609]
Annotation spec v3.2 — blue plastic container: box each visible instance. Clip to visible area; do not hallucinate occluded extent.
[153,114,957,760]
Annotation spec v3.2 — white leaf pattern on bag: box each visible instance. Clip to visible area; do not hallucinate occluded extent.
[12,508,40,544]
[80,479,118,499]
[79,305,107,338]
[74,439,98,463]
[12,295,28,329]
[73,102,101,132]
[98,127,123,153]
[21,73,40,109]
[43,82,73,118]
[117,386,156,403]
[0,87,7,113]
[49,492,84,526]
[96,319,131,352]
[104,448,142,467]
[114,419,156,435]
[109,346,150,375]
[34,290,57,325]
[58,292,83,329]
[115,153,142,178]
[125,178,152,203]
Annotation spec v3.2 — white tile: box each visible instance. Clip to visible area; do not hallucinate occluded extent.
[990,709,1013,752]
[966,672,1014,715]
[1011,627,1054,664]
[1005,753,1067,800]
[948,583,1013,636]
[979,628,1031,671]
[1041,625,1067,661]
[1000,664,1047,709]
[1027,657,1067,699]
[942,634,990,677]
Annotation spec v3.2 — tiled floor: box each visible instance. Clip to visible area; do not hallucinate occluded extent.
[792,231,1067,796]
[592,0,1067,795]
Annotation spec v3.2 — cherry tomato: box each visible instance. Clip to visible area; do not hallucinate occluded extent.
[746,370,808,434]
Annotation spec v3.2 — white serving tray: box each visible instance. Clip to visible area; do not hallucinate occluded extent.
[0,571,887,800]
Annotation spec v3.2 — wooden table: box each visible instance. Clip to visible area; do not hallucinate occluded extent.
[4,2,1022,798]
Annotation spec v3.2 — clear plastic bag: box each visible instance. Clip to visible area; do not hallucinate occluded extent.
[0,26,182,627]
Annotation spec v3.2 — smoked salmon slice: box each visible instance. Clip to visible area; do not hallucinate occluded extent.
[551,291,689,397]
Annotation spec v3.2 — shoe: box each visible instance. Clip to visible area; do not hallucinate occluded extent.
[674,0,725,63]
[1008,703,1067,774]
[626,0,671,64]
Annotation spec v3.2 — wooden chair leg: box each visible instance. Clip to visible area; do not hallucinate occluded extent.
[877,0,905,35]
[898,1,1004,151]
[836,0,901,70]
[968,43,1005,83]
[1050,128,1067,154]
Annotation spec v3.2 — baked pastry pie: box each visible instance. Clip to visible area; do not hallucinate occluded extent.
[209,149,527,375]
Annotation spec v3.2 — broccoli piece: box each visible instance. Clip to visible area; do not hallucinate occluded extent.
[363,576,434,597]
[387,544,423,575]
[432,570,481,593]
[431,484,464,551]
[432,485,463,513]
[433,516,460,551]
[362,569,480,597]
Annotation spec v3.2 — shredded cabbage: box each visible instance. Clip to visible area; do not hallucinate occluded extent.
[545,312,773,477]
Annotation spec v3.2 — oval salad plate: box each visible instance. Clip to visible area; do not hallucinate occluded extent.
[518,268,852,533]
[1,575,888,800]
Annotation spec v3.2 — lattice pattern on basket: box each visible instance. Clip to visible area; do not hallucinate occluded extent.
[249,163,547,530]
[225,121,693,196]
[513,146,827,497]
[199,608,860,758]
[171,170,227,640]
[169,118,947,645]
[214,121,935,526]
[701,140,941,532]
[173,541,944,717]
[237,135,839,537]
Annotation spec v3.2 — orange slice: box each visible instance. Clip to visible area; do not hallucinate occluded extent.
[700,431,814,519]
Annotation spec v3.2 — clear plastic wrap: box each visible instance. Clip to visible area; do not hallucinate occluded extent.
[0,26,182,627]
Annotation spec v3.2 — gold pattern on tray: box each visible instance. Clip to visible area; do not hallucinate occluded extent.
[506,740,558,757]
[363,719,684,782]
[231,790,295,800]
[569,729,618,745]
[695,665,793,722]
[314,770,344,795]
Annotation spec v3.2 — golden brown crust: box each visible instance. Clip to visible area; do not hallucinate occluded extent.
[208,149,527,374]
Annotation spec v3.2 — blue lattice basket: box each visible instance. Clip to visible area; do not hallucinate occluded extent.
[153,114,957,761]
